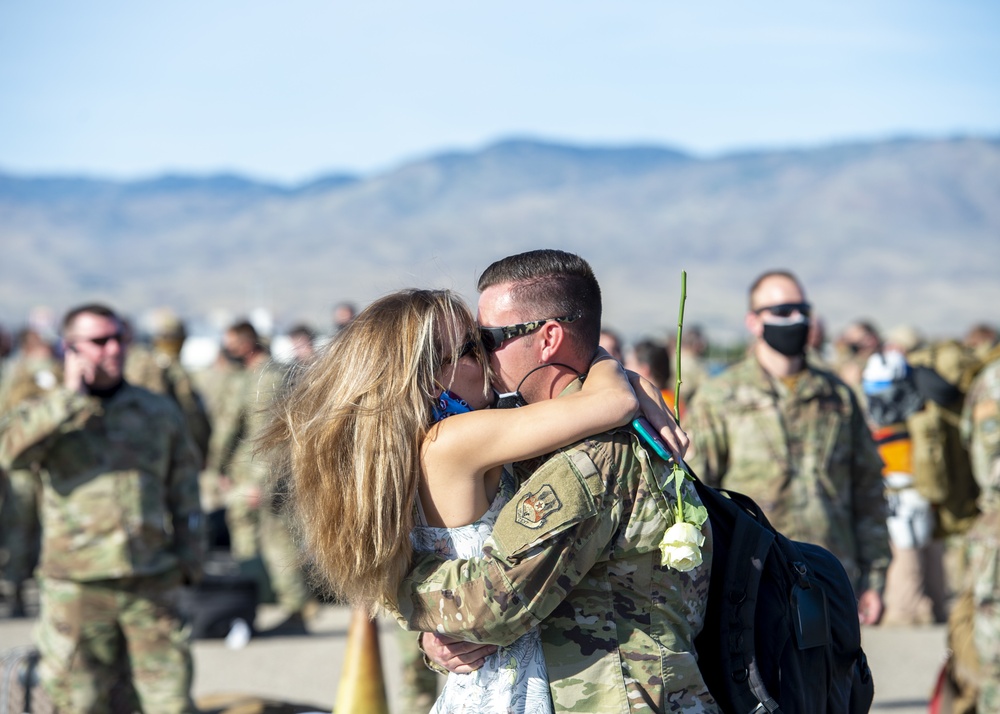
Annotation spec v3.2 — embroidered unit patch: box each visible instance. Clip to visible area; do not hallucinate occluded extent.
[514,484,562,529]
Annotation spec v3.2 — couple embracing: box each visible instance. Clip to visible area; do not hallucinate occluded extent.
[261,249,719,714]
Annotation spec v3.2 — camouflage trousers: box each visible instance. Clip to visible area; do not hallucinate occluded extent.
[227,500,310,614]
[395,629,439,714]
[881,540,948,625]
[0,468,41,586]
[35,570,195,714]
[967,510,1000,713]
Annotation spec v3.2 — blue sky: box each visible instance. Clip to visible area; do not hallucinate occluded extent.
[2,1,997,183]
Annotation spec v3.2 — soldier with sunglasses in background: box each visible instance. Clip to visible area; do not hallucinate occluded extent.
[0,303,203,713]
[686,270,891,626]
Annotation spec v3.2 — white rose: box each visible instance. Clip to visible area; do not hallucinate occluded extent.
[659,521,706,572]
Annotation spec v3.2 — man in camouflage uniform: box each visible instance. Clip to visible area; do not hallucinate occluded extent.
[0,303,203,713]
[123,308,212,463]
[0,327,59,617]
[194,348,246,517]
[398,250,717,712]
[210,320,312,631]
[686,270,890,625]
[959,348,1000,711]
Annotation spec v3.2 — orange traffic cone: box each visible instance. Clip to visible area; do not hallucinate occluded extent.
[333,607,390,714]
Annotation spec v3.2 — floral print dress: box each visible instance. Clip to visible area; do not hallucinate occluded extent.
[410,468,552,714]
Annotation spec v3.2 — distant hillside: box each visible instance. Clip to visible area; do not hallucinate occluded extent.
[2,136,998,344]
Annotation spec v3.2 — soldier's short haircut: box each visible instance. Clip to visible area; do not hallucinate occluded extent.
[227,320,259,346]
[288,324,316,341]
[632,339,672,388]
[747,270,804,310]
[62,303,120,334]
[477,249,602,357]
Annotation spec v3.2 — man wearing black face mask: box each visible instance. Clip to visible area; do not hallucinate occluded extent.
[686,270,891,627]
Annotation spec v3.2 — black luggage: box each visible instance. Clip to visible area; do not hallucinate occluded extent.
[180,572,259,640]
[0,646,51,714]
[0,645,136,713]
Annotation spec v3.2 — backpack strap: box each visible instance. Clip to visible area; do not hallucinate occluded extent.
[726,497,782,713]
[694,479,784,713]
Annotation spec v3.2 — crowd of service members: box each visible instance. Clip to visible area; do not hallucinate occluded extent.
[0,293,998,712]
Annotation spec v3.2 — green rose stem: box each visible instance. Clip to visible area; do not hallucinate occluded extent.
[674,270,686,426]
[672,270,688,523]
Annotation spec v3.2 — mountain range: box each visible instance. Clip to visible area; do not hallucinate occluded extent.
[2,135,998,345]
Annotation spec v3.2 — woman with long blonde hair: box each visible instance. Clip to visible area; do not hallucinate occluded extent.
[260,288,674,713]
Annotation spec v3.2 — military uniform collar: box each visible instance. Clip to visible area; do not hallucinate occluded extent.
[746,352,833,401]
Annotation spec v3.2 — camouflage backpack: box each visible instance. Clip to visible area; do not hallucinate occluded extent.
[906,340,982,536]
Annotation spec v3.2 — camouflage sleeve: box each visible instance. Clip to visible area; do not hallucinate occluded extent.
[848,392,891,595]
[0,389,95,471]
[228,364,285,491]
[395,449,619,646]
[165,362,212,463]
[965,364,1000,494]
[685,386,729,488]
[166,406,206,583]
[205,378,244,476]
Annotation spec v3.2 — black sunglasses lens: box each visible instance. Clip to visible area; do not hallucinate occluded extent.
[479,328,498,352]
[762,303,811,319]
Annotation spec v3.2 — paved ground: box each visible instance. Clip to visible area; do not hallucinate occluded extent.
[0,601,945,713]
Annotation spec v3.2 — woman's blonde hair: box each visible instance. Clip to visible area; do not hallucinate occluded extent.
[258,289,485,612]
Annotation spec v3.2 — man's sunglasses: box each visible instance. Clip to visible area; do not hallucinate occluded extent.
[72,332,125,348]
[478,315,578,352]
[753,303,812,319]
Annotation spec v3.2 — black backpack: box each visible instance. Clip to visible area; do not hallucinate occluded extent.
[691,476,875,714]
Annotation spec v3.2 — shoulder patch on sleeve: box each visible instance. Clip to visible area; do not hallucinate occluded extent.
[514,484,562,529]
[490,450,600,558]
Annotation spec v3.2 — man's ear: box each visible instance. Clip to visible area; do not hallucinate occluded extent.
[538,321,565,363]
[745,310,763,339]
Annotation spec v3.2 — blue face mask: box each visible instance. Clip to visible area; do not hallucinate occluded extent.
[431,389,473,423]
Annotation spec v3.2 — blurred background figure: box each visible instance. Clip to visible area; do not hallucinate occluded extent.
[887,326,981,541]
[598,327,624,363]
[807,313,830,367]
[286,324,318,366]
[964,322,999,363]
[331,302,357,335]
[193,336,246,526]
[0,327,61,406]
[834,319,882,393]
[210,320,314,634]
[124,307,212,464]
[625,338,682,419]
[862,350,948,626]
[950,345,1000,711]
[0,327,59,618]
[396,630,439,714]
[0,326,12,367]
[674,324,710,404]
